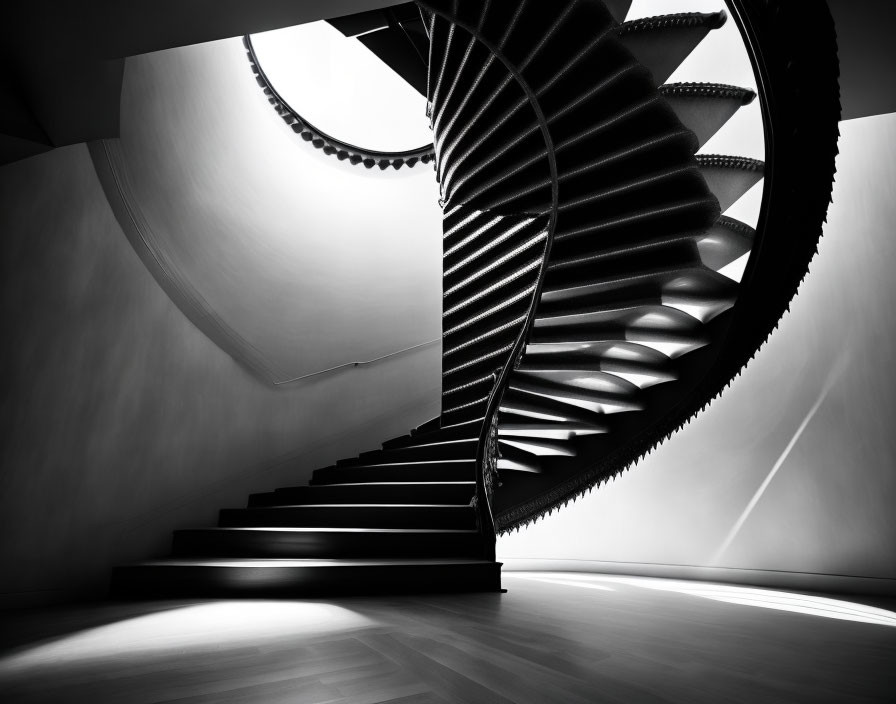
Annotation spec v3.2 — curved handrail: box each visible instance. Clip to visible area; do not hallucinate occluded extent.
[272,337,440,386]
[243,34,436,170]
[420,1,561,560]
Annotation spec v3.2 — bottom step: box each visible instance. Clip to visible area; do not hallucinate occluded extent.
[112,559,502,598]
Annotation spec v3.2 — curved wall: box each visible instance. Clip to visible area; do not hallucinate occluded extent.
[499,113,896,584]
[0,33,445,606]
[112,35,443,383]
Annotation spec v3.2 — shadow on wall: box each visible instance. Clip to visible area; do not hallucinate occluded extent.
[499,113,896,581]
[0,142,441,607]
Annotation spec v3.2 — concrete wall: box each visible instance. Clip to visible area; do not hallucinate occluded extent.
[0,142,441,607]
[499,114,896,582]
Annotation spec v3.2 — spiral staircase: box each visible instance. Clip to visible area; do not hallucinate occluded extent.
[112,0,840,597]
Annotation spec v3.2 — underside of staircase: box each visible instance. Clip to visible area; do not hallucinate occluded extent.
[112,0,840,599]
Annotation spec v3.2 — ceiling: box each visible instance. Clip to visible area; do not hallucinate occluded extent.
[0,0,402,165]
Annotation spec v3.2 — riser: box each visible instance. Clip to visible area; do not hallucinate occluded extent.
[443,312,531,362]
[172,528,486,559]
[528,327,707,351]
[444,240,546,301]
[618,12,726,86]
[312,461,475,484]
[442,279,535,339]
[661,86,754,148]
[697,156,765,213]
[440,401,489,428]
[383,422,480,450]
[442,325,525,382]
[339,439,478,466]
[443,353,514,392]
[501,388,608,427]
[413,417,442,435]
[248,482,476,506]
[111,561,502,598]
[545,239,699,285]
[442,377,494,410]
[219,505,477,530]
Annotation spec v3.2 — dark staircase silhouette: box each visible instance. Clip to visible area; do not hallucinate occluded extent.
[114,414,499,597]
[112,0,839,598]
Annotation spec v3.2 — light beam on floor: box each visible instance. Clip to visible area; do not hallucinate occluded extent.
[509,572,896,627]
[0,601,373,676]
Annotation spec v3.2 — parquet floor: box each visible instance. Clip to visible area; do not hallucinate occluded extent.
[1,572,894,703]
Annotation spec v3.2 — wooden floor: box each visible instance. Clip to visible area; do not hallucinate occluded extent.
[1,572,894,703]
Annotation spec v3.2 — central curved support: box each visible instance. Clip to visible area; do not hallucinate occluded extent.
[425,0,723,540]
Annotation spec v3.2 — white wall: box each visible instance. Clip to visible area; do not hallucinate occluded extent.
[0,32,446,605]
[116,36,443,383]
[499,113,896,581]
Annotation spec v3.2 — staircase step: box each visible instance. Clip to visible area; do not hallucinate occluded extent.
[444,225,548,294]
[345,438,478,466]
[219,505,476,530]
[516,369,642,397]
[501,387,608,426]
[380,433,413,450]
[442,374,495,409]
[534,301,707,333]
[172,527,486,559]
[497,441,544,473]
[112,558,501,598]
[499,437,576,457]
[412,416,442,435]
[520,341,677,387]
[382,421,480,450]
[509,373,642,414]
[659,82,755,148]
[442,282,535,347]
[312,460,476,485]
[440,397,490,428]
[696,216,755,272]
[529,317,709,358]
[618,12,727,86]
[499,414,607,437]
[698,155,765,212]
[541,266,715,305]
[248,482,476,507]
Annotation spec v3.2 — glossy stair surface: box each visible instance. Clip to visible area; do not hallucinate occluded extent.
[114,559,499,598]
[113,0,838,598]
[113,418,500,597]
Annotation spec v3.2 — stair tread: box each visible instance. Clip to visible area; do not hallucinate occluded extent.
[278,481,475,488]
[697,155,765,212]
[659,82,755,147]
[232,504,471,509]
[179,527,479,534]
[332,459,473,468]
[660,82,755,104]
[125,558,495,568]
[618,11,727,85]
